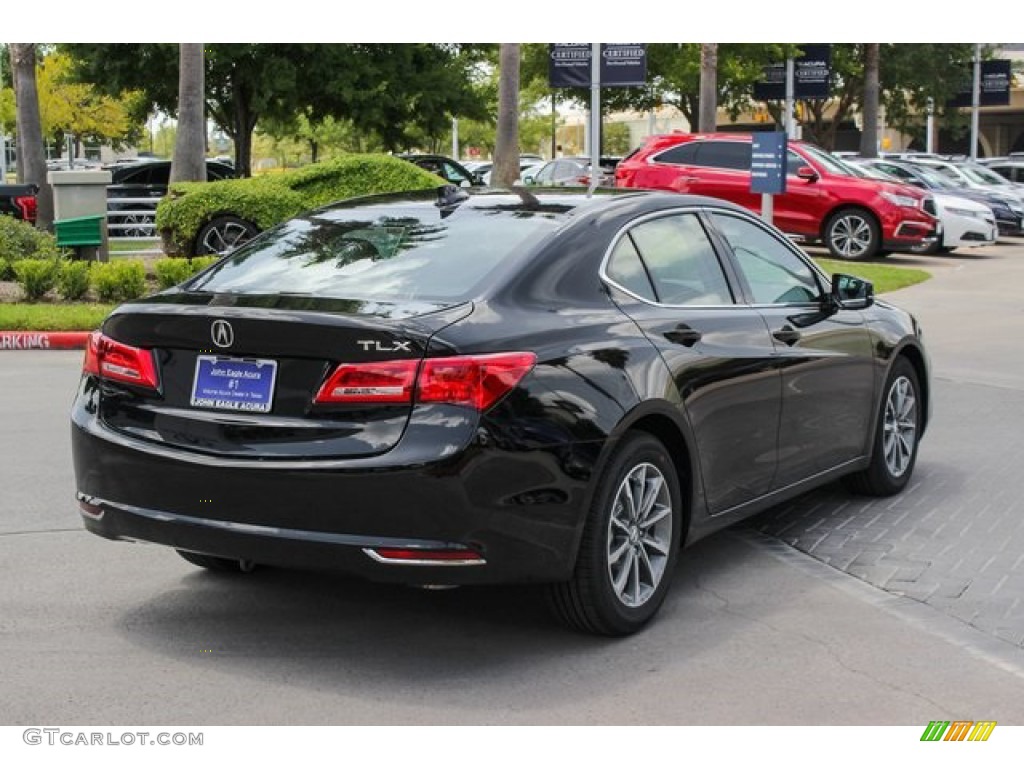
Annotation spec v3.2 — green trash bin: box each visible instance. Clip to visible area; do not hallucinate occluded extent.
[54,215,104,248]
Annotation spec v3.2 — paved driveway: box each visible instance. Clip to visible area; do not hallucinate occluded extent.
[755,242,1024,648]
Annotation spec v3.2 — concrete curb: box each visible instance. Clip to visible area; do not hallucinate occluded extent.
[0,331,90,351]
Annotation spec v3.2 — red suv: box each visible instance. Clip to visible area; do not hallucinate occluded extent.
[615,133,939,260]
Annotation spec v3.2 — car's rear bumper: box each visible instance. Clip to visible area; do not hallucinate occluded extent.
[71,408,595,586]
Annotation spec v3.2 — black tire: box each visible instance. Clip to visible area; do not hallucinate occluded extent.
[824,207,881,261]
[195,215,260,256]
[547,433,683,636]
[844,357,921,496]
[177,549,257,573]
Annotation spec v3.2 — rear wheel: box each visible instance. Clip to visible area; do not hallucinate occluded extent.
[547,433,682,636]
[177,550,256,573]
[844,357,921,496]
[824,207,880,260]
[195,215,259,256]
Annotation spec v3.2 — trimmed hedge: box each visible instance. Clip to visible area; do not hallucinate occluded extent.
[57,260,92,301]
[91,260,147,303]
[153,256,222,289]
[155,154,444,256]
[0,216,64,279]
[12,259,59,301]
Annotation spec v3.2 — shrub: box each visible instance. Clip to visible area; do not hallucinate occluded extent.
[156,154,443,256]
[0,216,64,279]
[153,258,195,289]
[153,256,224,289]
[12,258,59,301]
[57,260,92,301]
[189,256,220,274]
[91,260,147,303]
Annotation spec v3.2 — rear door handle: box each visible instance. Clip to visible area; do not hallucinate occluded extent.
[772,326,801,346]
[663,325,702,347]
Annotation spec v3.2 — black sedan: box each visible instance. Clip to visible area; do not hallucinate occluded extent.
[71,187,930,635]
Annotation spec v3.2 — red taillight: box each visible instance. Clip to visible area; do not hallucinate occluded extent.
[418,353,536,410]
[14,195,36,222]
[83,331,159,390]
[314,360,418,404]
[315,352,536,411]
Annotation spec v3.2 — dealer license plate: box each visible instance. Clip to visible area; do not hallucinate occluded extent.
[190,356,277,413]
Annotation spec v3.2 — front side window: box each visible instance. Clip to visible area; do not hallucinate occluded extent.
[710,212,823,305]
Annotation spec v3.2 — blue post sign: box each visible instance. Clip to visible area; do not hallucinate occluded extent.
[751,132,787,195]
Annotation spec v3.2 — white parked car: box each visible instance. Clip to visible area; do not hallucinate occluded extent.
[926,193,998,253]
[845,160,996,253]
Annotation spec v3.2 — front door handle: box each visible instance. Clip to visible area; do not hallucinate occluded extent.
[664,325,702,347]
[772,326,801,346]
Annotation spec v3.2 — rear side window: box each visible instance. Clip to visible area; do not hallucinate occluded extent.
[695,141,751,170]
[655,143,699,165]
[190,202,565,301]
[606,236,656,301]
[621,213,733,306]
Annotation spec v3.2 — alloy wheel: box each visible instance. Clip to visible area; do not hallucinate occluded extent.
[606,462,673,608]
[883,375,917,477]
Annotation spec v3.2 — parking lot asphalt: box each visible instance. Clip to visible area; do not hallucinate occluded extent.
[2,241,1024,726]
[755,240,1024,649]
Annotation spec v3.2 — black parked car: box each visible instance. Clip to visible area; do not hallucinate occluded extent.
[106,159,235,237]
[398,154,484,187]
[72,187,930,635]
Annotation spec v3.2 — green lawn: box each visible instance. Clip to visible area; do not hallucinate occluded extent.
[812,258,931,294]
[0,303,114,331]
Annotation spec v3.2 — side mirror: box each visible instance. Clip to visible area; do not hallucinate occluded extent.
[797,166,819,182]
[523,175,535,185]
[460,179,471,189]
[831,273,874,310]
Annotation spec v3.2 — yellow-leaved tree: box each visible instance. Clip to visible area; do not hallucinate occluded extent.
[34,51,146,156]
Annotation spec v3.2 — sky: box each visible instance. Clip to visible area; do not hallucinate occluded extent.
[3,2,1014,44]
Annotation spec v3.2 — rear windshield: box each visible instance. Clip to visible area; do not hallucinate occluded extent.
[189,199,568,301]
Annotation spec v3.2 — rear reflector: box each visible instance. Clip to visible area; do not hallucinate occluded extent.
[315,352,536,411]
[364,547,486,566]
[83,331,159,390]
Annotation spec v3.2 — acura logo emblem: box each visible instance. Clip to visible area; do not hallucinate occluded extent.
[211,319,234,348]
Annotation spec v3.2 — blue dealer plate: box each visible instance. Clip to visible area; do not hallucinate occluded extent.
[190,356,277,413]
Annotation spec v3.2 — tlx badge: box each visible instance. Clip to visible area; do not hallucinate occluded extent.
[357,340,412,352]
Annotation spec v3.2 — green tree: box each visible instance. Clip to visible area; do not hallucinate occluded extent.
[64,44,489,177]
[785,44,977,150]
[34,51,146,157]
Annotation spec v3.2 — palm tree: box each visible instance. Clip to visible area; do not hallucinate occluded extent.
[170,44,207,183]
[860,44,880,158]
[699,44,718,132]
[491,44,520,188]
[10,44,53,229]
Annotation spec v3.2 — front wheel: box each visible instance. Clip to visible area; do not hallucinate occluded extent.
[195,215,260,256]
[844,357,921,496]
[547,433,683,636]
[824,208,880,261]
